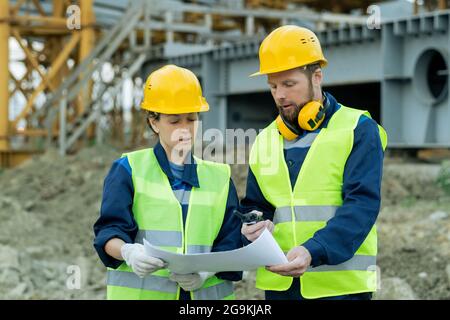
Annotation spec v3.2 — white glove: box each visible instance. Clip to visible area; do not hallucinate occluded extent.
[169,271,215,291]
[121,243,166,278]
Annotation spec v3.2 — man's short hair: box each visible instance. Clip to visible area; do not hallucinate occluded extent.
[298,62,321,76]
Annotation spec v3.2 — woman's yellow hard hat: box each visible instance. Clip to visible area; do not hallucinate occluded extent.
[141,64,209,114]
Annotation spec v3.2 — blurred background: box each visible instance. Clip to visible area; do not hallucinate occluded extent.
[0,0,449,300]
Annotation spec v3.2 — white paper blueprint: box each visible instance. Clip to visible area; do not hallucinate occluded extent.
[143,229,288,274]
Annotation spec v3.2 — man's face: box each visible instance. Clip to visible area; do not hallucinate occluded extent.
[267,68,318,124]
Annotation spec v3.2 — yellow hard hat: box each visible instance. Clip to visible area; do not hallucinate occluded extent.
[140,64,209,114]
[250,25,328,77]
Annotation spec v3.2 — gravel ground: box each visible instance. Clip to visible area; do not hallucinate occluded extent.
[0,146,449,299]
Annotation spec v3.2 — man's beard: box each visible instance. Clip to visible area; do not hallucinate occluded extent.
[278,102,304,124]
[277,98,316,131]
[278,80,315,127]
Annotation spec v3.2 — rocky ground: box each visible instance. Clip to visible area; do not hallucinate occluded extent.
[0,145,449,299]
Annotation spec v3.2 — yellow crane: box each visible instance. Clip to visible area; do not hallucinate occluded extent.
[1,0,96,167]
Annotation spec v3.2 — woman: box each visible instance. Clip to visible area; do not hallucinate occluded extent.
[93,65,243,300]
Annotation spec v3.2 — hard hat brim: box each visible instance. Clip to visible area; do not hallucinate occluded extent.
[249,59,328,77]
[249,71,263,77]
[141,102,209,114]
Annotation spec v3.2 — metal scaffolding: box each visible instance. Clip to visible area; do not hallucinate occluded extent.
[1,0,375,168]
[1,0,98,167]
[1,0,447,168]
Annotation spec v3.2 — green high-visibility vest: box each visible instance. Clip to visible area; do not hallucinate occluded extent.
[106,148,236,300]
[249,106,387,299]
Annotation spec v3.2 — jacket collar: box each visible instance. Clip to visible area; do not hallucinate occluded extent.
[153,142,200,188]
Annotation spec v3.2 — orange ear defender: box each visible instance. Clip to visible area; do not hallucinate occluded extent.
[276,100,327,140]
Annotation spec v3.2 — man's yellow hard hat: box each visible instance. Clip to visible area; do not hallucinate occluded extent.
[250,25,328,77]
[141,64,209,114]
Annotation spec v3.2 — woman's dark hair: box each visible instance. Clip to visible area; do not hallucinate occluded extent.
[145,111,160,134]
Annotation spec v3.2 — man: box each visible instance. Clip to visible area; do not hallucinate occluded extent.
[240,25,387,300]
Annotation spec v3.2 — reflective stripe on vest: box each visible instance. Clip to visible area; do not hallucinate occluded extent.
[135,230,182,247]
[250,106,387,299]
[273,206,338,224]
[134,230,212,253]
[108,270,178,293]
[192,281,235,300]
[106,148,235,300]
[173,189,191,205]
[308,255,376,272]
[274,206,376,272]
[107,270,234,300]
[283,133,319,149]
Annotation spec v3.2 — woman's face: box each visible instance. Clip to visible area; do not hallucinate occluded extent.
[149,112,199,160]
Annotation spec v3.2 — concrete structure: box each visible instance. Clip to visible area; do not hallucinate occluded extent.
[155,9,450,147]
[2,0,449,169]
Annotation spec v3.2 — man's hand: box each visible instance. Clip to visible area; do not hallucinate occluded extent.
[266,246,312,277]
[169,272,215,291]
[241,211,274,242]
[121,243,166,278]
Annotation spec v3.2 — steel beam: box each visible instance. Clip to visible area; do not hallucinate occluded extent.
[79,0,96,138]
[0,0,10,150]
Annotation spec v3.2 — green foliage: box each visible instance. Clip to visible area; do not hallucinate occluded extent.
[437,160,450,195]
[400,196,417,208]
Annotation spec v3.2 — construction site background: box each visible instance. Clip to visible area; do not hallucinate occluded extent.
[1,0,450,300]
[0,142,449,299]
